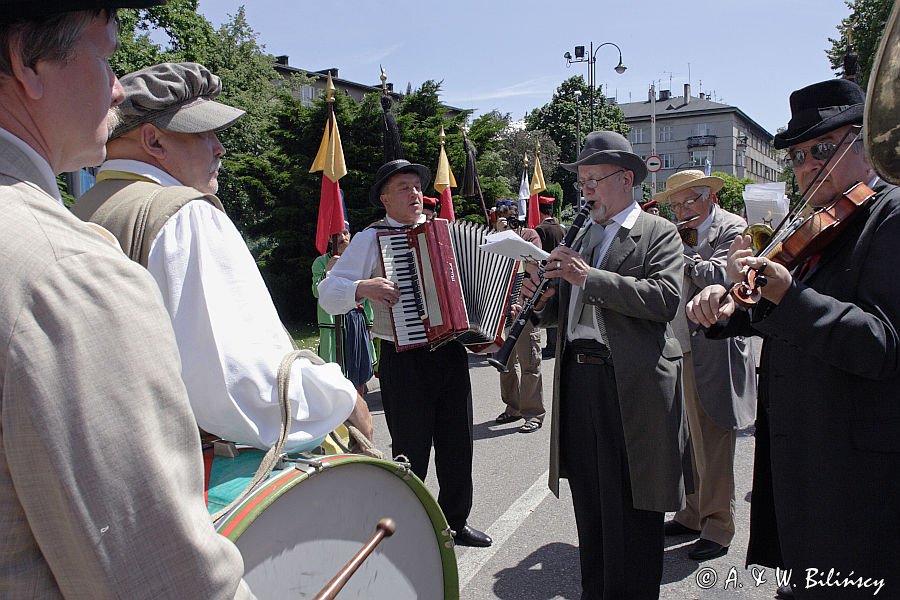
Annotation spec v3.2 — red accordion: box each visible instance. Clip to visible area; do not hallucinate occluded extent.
[377,219,517,352]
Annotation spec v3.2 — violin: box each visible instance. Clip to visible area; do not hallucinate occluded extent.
[731,181,876,306]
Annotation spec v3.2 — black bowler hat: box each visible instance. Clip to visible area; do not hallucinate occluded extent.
[0,0,165,23]
[773,79,864,150]
[561,130,647,185]
[369,159,431,207]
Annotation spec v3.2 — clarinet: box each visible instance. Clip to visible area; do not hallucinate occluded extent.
[487,200,595,373]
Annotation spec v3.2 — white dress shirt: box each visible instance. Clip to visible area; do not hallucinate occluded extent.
[567,201,641,342]
[97,160,356,453]
[317,213,426,342]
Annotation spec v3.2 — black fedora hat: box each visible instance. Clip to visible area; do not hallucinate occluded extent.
[369,159,431,207]
[561,131,647,185]
[773,79,864,150]
[0,0,165,23]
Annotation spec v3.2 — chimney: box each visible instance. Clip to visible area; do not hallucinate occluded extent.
[275,55,289,66]
[316,68,339,78]
[699,92,706,100]
[659,89,671,101]
[648,87,655,102]
[684,83,691,104]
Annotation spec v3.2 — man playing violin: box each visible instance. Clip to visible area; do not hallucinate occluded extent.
[688,78,900,598]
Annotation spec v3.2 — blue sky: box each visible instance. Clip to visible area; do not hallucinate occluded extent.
[198,0,851,136]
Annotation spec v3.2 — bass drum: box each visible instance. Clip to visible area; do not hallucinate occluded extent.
[206,451,459,599]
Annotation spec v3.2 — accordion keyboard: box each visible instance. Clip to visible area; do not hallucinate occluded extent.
[379,233,429,347]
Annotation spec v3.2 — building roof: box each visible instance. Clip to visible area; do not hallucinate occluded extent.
[618,94,776,140]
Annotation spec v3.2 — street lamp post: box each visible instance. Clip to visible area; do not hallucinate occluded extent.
[573,89,582,159]
[565,41,626,131]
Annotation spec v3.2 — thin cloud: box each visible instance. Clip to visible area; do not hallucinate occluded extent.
[348,43,404,66]
[446,76,560,103]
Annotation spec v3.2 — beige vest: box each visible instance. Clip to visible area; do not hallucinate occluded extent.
[72,178,223,267]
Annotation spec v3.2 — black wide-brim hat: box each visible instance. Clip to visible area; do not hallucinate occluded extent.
[0,0,165,23]
[561,130,647,185]
[773,79,865,150]
[369,159,432,207]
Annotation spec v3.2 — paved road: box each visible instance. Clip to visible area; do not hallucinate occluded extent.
[363,337,782,600]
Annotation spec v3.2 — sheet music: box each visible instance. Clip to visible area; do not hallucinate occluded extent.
[479,230,549,263]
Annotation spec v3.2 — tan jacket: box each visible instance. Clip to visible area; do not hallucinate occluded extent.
[0,143,253,598]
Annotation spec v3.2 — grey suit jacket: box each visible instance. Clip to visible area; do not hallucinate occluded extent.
[541,210,689,512]
[0,142,253,598]
[674,207,757,429]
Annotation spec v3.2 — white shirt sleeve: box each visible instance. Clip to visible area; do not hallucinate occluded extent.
[146,201,356,453]
[317,227,380,315]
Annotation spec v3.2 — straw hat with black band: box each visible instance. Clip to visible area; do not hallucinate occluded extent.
[653,169,724,203]
[561,130,648,185]
[0,0,164,23]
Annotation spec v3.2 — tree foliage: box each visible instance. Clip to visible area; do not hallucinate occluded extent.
[712,171,755,217]
[524,76,628,209]
[827,0,894,89]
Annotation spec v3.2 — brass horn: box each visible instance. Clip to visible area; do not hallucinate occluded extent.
[865,0,900,185]
[743,223,774,252]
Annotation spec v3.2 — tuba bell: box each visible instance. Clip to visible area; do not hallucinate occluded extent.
[743,223,774,252]
[865,0,900,184]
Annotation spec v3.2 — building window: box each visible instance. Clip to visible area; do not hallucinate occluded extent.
[657,126,672,143]
[300,85,320,106]
[660,153,674,168]
[736,152,745,167]
[630,128,644,144]
[692,123,712,137]
[691,150,713,167]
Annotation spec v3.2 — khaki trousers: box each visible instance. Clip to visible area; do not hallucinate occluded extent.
[499,321,545,420]
[674,351,736,547]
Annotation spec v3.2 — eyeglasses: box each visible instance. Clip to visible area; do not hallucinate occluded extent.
[574,169,624,192]
[783,142,842,168]
[668,192,704,211]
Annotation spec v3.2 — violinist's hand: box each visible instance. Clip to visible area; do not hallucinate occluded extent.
[687,284,735,328]
[545,247,590,288]
[521,269,555,311]
[726,235,753,283]
[733,256,793,304]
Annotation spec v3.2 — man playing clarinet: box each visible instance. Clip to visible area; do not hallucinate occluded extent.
[521,131,688,599]
[318,159,492,548]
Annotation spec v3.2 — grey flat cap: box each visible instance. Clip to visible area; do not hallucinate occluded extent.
[111,62,245,139]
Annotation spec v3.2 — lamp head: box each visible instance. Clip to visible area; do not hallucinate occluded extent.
[564,51,572,60]
[615,61,627,75]
[574,45,585,59]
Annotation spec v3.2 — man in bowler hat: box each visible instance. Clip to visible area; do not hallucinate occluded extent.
[688,78,900,598]
[0,2,251,596]
[318,159,492,547]
[522,131,688,599]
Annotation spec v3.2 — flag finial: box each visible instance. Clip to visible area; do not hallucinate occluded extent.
[440,126,447,146]
[325,72,336,103]
[380,65,388,93]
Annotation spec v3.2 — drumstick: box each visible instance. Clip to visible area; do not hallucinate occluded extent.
[313,518,397,600]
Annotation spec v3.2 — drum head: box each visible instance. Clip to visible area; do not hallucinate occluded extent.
[215,456,458,599]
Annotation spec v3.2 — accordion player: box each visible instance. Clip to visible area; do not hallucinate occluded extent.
[377,218,518,352]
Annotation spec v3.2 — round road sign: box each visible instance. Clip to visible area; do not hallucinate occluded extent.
[645,155,662,172]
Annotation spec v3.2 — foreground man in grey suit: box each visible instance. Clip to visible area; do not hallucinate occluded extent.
[522,131,688,600]
[655,170,757,561]
[0,2,252,597]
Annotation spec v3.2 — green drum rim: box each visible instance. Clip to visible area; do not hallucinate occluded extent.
[214,453,459,599]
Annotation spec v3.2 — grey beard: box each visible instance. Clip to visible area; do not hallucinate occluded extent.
[589,203,608,223]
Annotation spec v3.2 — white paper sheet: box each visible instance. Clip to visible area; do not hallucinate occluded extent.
[479,230,549,262]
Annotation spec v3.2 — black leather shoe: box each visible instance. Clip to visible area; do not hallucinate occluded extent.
[775,584,795,598]
[453,525,493,547]
[664,519,700,537]
[688,538,728,561]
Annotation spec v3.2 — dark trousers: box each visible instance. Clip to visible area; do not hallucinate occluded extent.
[560,343,664,600]
[379,340,474,530]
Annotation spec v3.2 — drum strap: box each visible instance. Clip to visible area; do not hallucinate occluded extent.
[210,349,307,523]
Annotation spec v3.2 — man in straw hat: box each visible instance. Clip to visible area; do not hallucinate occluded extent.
[0,2,252,597]
[521,131,688,598]
[653,170,756,562]
[318,159,493,547]
[688,78,900,597]
[72,61,362,454]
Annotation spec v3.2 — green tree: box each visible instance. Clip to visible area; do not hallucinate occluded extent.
[712,171,755,216]
[827,0,894,89]
[524,76,628,208]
